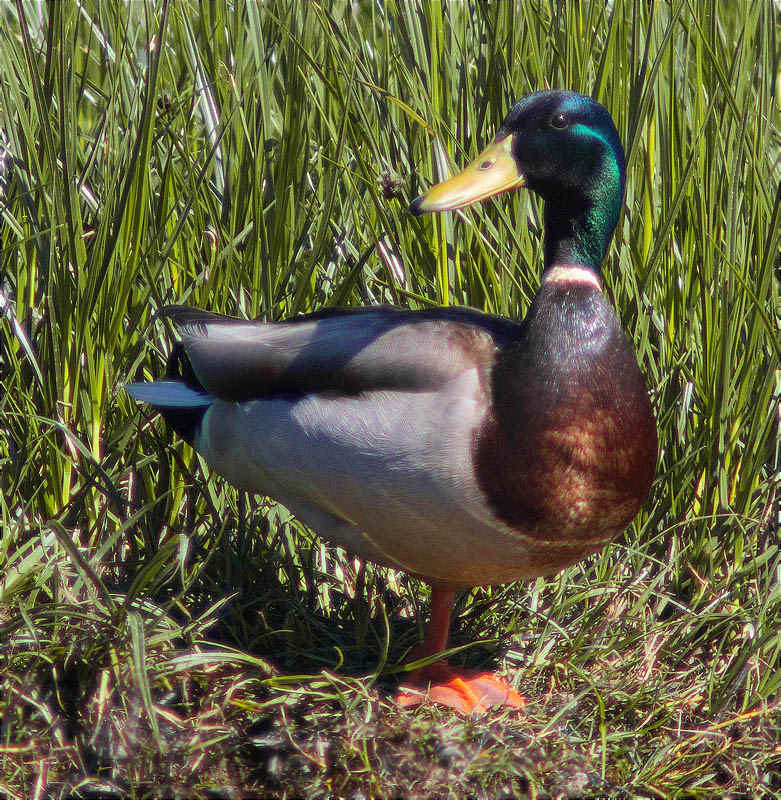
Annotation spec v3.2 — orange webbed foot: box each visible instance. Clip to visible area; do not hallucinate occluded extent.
[396,663,525,714]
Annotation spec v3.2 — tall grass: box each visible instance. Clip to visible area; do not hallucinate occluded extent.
[0,1,778,797]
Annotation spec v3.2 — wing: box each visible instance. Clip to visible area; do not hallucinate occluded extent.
[157,304,523,401]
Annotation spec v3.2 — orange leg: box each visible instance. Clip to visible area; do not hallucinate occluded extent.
[395,585,524,714]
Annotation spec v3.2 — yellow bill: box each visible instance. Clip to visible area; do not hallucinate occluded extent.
[410,134,525,215]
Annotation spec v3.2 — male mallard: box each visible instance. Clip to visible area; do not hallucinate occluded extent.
[127,90,657,714]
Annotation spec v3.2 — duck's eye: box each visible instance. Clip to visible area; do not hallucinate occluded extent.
[479,158,495,170]
[550,112,569,130]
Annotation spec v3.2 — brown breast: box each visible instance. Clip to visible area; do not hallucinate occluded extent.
[473,280,657,566]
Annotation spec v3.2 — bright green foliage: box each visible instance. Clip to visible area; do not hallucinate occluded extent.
[0,1,778,797]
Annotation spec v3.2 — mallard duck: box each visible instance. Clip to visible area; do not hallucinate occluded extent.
[127,90,657,714]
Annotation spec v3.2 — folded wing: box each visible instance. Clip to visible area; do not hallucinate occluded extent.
[154,304,522,401]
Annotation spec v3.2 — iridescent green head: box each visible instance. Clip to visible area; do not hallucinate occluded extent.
[411,90,626,273]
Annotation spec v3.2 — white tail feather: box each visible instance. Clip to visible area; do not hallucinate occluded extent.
[125,380,212,408]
